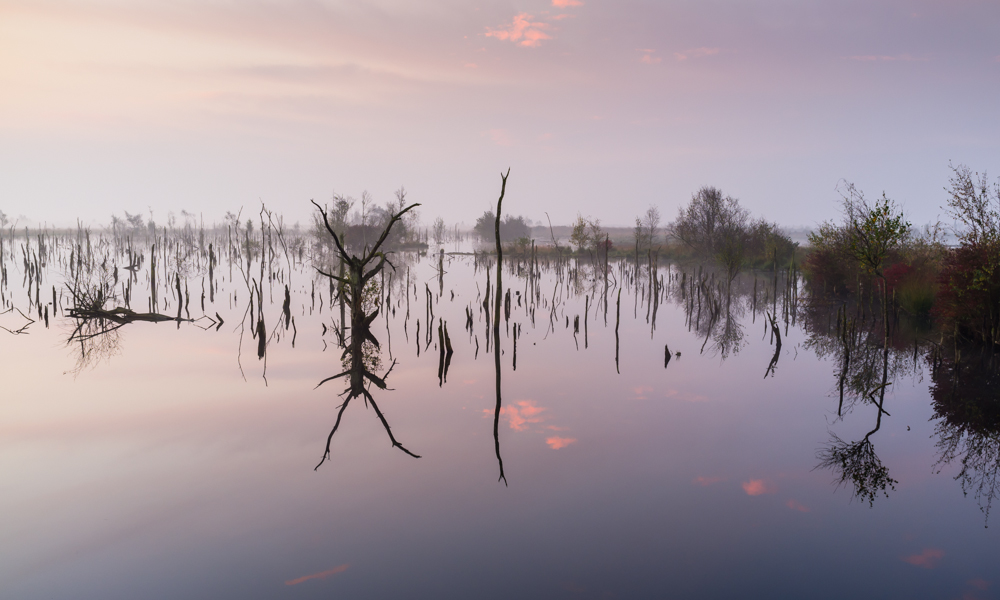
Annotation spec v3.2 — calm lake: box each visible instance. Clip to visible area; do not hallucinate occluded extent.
[1,229,997,599]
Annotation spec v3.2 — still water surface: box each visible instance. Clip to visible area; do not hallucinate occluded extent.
[1,234,997,599]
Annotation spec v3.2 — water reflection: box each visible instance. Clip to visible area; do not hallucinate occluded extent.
[65,257,200,373]
[4,212,999,525]
[311,199,422,469]
[0,306,35,335]
[763,311,782,378]
[804,299,903,505]
[931,346,1000,525]
[491,170,509,485]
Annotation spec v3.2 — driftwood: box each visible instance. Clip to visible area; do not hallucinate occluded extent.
[69,306,181,326]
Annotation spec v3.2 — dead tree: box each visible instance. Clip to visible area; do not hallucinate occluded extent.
[311,198,421,469]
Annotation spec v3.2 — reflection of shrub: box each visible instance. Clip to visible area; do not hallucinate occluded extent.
[930,348,1000,523]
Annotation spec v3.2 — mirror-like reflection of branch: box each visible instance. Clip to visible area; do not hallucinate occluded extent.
[492,169,510,486]
[710,301,746,361]
[763,311,781,378]
[816,427,896,507]
[0,306,35,335]
[66,269,191,374]
[312,198,421,470]
[814,302,897,506]
[614,288,620,374]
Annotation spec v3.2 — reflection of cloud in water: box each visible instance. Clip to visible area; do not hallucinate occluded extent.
[285,563,349,585]
[484,400,579,448]
[694,476,724,486]
[901,548,943,569]
[488,400,546,431]
[786,499,809,512]
[742,479,775,496]
[632,386,653,400]
[546,436,577,449]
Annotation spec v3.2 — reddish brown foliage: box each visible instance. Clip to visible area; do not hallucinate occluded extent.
[935,242,1000,344]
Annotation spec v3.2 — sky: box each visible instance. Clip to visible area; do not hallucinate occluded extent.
[2,0,999,230]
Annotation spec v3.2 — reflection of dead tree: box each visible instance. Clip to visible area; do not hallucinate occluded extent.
[312,197,421,469]
[438,320,453,386]
[0,307,34,335]
[615,288,621,374]
[816,427,896,507]
[493,169,510,485]
[65,279,190,374]
[763,311,781,378]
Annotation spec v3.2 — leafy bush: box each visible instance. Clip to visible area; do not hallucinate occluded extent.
[935,240,1000,344]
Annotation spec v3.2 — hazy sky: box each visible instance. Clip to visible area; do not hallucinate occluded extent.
[2,0,999,229]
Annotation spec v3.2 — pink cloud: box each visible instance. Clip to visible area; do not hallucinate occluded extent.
[637,49,661,64]
[552,0,583,7]
[546,436,577,449]
[674,47,720,61]
[694,476,724,486]
[487,128,513,147]
[847,54,922,62]
[485,13,552,48]
[742,479,776,496]
[285,564,349,586]
[786,499,810,513]
[902,548,944,569]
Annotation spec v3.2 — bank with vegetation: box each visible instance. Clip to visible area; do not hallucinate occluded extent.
[803,164,1000,351]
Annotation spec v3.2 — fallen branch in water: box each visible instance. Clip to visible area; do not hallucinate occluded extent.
[68,306,186,325]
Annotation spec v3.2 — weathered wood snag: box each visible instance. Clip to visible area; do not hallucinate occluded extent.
[311,198,421,469]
